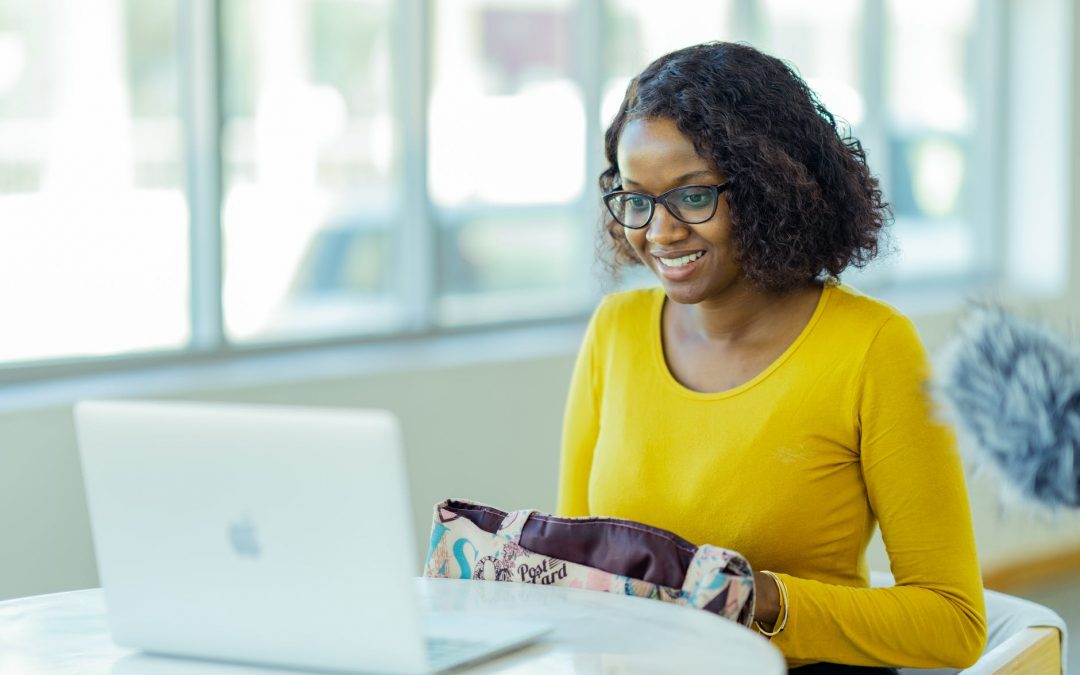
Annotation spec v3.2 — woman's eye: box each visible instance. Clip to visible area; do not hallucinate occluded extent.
[680,189,714,207]
[626,196,649,211]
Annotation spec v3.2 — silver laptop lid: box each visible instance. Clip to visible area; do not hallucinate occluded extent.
[75,400,430,674]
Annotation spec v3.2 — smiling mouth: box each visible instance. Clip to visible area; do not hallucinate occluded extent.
[656,251,705,268]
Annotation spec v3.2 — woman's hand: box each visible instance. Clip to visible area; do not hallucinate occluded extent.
[753,570,781,628]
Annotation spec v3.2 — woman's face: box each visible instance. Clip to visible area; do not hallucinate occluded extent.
[615,117,742,305]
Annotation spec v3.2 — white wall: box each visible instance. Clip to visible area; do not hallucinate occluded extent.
[0,351,578,600]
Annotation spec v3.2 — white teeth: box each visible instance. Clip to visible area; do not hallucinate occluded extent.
[658,251,704,267]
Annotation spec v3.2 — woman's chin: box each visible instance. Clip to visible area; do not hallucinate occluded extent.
[658,280,707,305]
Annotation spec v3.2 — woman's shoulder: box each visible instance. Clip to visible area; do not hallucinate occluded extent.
[592,286,663,325]
[577,287,662,351]
[824,281,922,350]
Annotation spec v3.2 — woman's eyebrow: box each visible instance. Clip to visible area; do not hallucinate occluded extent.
[622,169,717,189]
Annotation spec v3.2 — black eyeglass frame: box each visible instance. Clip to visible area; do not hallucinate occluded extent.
[603,183,731,230]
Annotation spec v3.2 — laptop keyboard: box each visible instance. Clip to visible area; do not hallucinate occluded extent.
[426,637,487,666]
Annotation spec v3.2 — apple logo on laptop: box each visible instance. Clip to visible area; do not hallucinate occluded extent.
[227,515,261,558]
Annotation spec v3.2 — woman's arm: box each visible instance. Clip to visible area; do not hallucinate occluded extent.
[557,308,603,517]
[753,571,781,627]
[769,316,987,668]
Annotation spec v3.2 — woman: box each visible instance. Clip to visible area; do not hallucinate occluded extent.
[557,42,987,672]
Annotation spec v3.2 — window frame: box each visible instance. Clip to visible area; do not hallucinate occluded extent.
[0,0,1006,382]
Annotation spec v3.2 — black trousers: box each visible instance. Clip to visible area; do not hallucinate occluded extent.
[790,664,900,675]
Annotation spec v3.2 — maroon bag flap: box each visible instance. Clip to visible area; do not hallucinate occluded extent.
[442,500,699,589]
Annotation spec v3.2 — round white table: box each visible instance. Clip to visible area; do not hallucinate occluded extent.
[0,578,787,674]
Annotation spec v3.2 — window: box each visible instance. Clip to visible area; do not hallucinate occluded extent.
[0,0,188,364]
[220,0,400,343]
[430,0,592,325]
[604,0,736,126]
[0,0,1003,371]
[882,0,985,283]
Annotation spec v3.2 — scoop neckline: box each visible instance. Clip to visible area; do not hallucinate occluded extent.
[650,282,833,400]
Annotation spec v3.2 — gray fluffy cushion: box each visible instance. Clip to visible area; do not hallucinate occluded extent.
[936,306,1080,510]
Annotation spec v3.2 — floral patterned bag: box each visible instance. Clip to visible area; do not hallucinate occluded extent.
[423,499,756,626]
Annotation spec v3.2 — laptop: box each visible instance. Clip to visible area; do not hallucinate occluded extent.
[75,400,550,674]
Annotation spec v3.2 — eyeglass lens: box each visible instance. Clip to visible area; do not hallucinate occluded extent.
[608,186,718,228]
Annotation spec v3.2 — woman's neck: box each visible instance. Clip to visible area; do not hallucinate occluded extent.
[671,281,822,347]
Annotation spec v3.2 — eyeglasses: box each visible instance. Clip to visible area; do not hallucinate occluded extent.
[603,183,730,229]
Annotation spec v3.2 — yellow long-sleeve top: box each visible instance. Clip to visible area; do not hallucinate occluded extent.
[557,282,987,670]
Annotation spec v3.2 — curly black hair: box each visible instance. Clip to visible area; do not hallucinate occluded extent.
[600,42,891,293]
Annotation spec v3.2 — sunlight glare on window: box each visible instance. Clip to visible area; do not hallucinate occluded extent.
[431,0,590,325]
[220,0,399,343]
[760,0,863,128]
[0,0,189,365]
[602,0,735,126]
[884,0,977,281]
[428,0,584,206]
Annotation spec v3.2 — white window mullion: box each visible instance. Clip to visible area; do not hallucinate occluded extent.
[180,0,225,351]
[735,0,762,43]
[859,0,888,200]
[395,0,436,333]
[971,0,1007,282]
[576,0,605,306]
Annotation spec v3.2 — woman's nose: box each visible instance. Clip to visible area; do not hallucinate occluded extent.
[645,204,689,245]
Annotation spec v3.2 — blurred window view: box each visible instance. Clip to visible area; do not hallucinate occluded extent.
[0,0,189,364]
[604,0,736,125]
[883,0,980,282]
[430,0,589,325]
[758,0,863,126]
[220,0,399,343]
[0,0,997,368]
